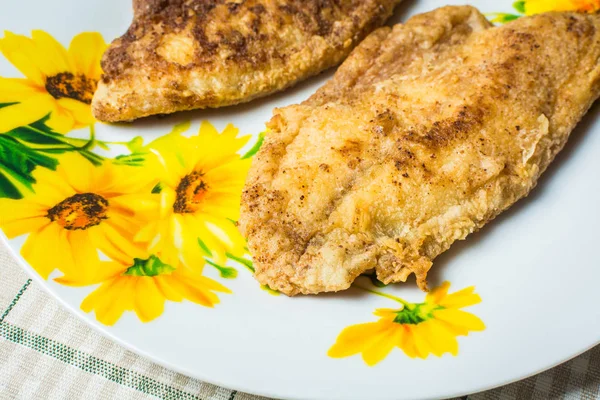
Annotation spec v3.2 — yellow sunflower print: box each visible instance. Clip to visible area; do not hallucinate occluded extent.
[522,0,600,14]
[490,0,600,24]
[328,282,485,366]
[0,153,159,283]
[79,253,230,325]
[0,30,106,134]
[135,121,252,268]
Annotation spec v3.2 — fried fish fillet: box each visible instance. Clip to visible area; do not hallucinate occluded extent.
[239,6,600,295]
[92,0,401,122]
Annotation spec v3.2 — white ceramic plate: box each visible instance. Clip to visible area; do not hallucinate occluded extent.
[1,1,599,399]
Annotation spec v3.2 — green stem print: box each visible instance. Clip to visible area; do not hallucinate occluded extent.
[206,259,239,279]
[224,252,279,296]
[352,283,413,309]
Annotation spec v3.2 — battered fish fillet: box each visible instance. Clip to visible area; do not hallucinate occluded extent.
[92,0,401,122]
[239,6,600,295]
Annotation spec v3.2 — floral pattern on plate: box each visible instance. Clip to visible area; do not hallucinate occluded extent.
[328,282,485,366]
[0,30,258,325]
[489,0,600,23]
[0,118,255,325]
[0,31,105,134]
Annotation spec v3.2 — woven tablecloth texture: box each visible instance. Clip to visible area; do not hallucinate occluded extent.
[0,244,598,400]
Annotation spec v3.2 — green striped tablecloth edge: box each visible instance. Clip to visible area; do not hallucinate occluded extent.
[0,279,240,400]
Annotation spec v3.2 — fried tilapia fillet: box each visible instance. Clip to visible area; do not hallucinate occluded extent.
[92,0,401,122]
[239,6,600,295]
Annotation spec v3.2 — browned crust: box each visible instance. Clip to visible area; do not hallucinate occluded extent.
[239,7,600,295]
[92,0,402,122]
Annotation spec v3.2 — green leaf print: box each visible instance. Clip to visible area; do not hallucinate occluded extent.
[0,135,59,199]
[242,131,266,159]
[513,1,526,13]
[205,259,239,279]
[0,117,108,198]
[124,255,176,277]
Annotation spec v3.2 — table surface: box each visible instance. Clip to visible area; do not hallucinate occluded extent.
[0,244,598,400]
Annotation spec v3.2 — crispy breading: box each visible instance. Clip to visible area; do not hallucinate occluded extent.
[239,6,600,295]
[92,0,401,122]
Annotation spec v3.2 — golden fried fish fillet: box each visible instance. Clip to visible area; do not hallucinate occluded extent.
[92,0,402,122]
[239,6,600,296]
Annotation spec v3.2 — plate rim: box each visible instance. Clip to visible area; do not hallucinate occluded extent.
[1,0,600,395]
[3,232,599,400]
